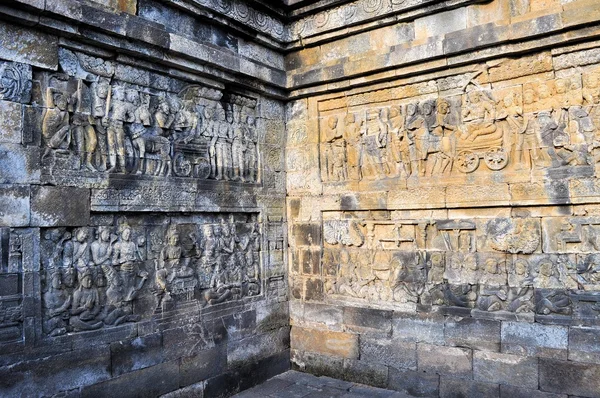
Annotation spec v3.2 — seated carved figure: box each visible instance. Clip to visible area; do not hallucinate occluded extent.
[43,268,72,337]
[461,91,497,142]
[70,268,103,331]
[101,265,141,326]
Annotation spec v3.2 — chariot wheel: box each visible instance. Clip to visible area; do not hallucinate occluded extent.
[456,150,480,173]
[173,152,192,177]
[484,147,509,171]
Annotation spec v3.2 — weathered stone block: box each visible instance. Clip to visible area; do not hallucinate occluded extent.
[110,333,164,377]
[360,336,417,370]
[0,22,58,69]
[440,377,500,398]
[417,344,472,378]
[82,361,179,398]
[388,366,440,397]
[474,351,538,389]
[343,306,392,335]
[342,359,388,388]
[569,326,600,364]
[291,326,359,359]
[303,302,343,329]
[500,385,567,398]
[227,327,290,367]
[0,185,29,226]
[292,223,321,246]
[539,358,600,396]
[445,318,501,352]
[501,322,568,359]
[180,345,227,387]
[0,347,111,396]
[31,186,90,227]
[0,144,40,184]
[392,314,445,345]
[0,101,22,144]
[291,349,345,380]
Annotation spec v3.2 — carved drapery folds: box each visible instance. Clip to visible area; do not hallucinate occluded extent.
[37,48,260,182]
[41,214,262,337]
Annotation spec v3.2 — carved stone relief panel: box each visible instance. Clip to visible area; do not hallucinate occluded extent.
[29,48,262,186]
[320,210,600,320]
[317,68,600,189]
[40,213,263,338]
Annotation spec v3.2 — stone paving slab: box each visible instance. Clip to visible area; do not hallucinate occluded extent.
[231,371,416,398]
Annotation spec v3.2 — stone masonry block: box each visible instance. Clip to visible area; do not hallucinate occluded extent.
[0,101,22,144]
[31,185,90,227]
[539,358,600,396]
[388,366,440,397]
[0,22,58,69]
[474,351,538,389]
[0,185,29,226]
[392,314,445,345]
[501,322,568,359]
[500,385,567,398]
[291,326,359,359]
[445,317,501,352]
[417,343,472,378]
[360,336,417,370]
[342,358,388,388]
[569,326,600,364]
[440,377,500,398]
[343,306,392,335]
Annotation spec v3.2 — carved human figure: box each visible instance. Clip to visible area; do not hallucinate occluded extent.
[104,87,132,173]
[324,116,347,181]
[91,226,114,270]
[429,99,458,174]
[213,107,233,180]
[360,108,388,179]
[71,80,98,171]
[72,228,91,280]
[554,107,591,166]
[42,88,71,161]
[461,90,497,141]
[43,268,72,336]
[101,264,141,326]
[244,115,259,182]
[156,226,184,301]
[516,89,553,169]
[197,224,220,289]
[231,111,247,182]
[343,113,362,180]
[70,268,103,331]
[405,103,427,176]
[112,223,147,300]
[387,106,410,177]
[91,80,110,170]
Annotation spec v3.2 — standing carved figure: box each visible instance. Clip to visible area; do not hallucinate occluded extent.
[231,111,247,182]
[112,223,147,301]
[244,115,258,182]
[343,113,362,180]
[360,109,388,179]
[104,87,132,173]
[71,80,98,171]
[405,103,428,176]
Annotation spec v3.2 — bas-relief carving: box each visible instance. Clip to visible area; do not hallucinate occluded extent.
[319,69,600,185]
[319,212,600,318]
[41,214,262,337]
[36,49,260,183]
[0,228,28,344]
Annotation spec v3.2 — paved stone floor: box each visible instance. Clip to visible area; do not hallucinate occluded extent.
[232,370,415,398]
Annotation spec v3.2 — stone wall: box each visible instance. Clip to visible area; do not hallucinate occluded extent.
[287,0,600,397]
[0,1,289,397]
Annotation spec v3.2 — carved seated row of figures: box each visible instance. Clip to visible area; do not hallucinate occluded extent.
[322,249,600,316]
[40,73,259,182]
[320,72,600,181]
[42,219,262,337]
